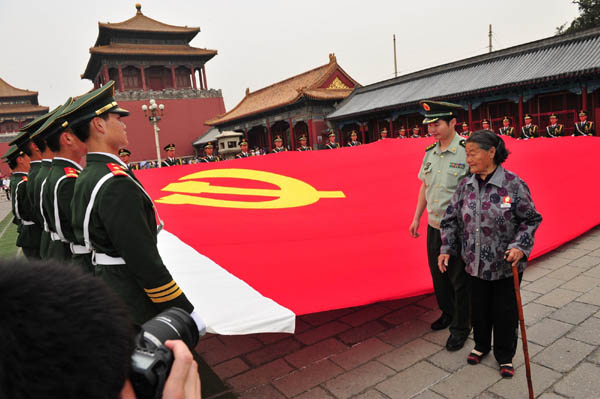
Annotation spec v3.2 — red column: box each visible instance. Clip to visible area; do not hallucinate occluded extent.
[202,65,208,90]
[140,66,147,91]
[389,117,394,137]
[190,66,197,89]
[103,65,109,84]
[518,95,524,136]
[468,103,473,127]
[359,123,365,143]
[308,118,315,148]
[170,65,177,89]
[117,64,125,92]
[288,119,295,150]
[266,121,272,152]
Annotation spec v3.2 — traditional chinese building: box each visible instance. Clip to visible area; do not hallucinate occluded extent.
[0,78,49,174]
[206,54,360,150]
[328,27,600,140]
[81,3,225,161]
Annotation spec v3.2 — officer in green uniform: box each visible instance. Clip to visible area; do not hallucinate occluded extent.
[460,122,471,137]
[411,126,421,138]
[347,131,361,146]
[67,81,196,326]
[481,119,491,131]
[296,135,312,151]
[409,99,470,351]
[379,128,388,140]
[271,136,287,153]
[161,144,182,167]
[200,142,221,162]
[235,139,252,158]
[545,114,564,138]
[118,148,138,169]
[398,127,407,139]
[324,132,339,149]
[32,98,89,263]
[520,114,538,139]
[3,146,38,259]
[574,110,594,136]
[498,116,514,136]
[8,110,58,258]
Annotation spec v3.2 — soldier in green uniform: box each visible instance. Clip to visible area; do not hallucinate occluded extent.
[32,98,90,263]
[409,99,470,351]
[574,110,594,136]
[498,116,514,136]
[161,143,182,166]
[7,110,57,258]
[235,139,252,158]
[347,131,361,146]
[545,114,564,138]
[296,135,312,151]
[520,114,538,139]
[118,148,138,169]
[271,136,287,153]
[67,81,197,326]
[461,122,471,137]
[481,119,491,131]
[411,126,422,138]
[200,142,221,162]
[379,128,388,140]
[2,146,38,259]
[324,132,339,149]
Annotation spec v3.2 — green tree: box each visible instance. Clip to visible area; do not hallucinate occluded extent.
[556,0,600,34]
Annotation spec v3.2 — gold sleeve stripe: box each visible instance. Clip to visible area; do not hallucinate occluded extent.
[144,280,176,293]
[150,288,183,303]
[146,284,180,298]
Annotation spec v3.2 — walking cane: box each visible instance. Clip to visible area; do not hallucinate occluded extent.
[512,263,534,399]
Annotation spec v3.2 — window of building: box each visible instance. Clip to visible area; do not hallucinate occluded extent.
[220,142,225,149]
[122,66,142,90]
[175,66,192,88]
[227,140,237,149]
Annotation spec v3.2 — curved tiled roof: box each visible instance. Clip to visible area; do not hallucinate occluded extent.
[90,43,217,57]
[0,78,37,98]
[0,104,49,116]
[207,54,359,126]
[98,5,199,34]
[329,27,600,120]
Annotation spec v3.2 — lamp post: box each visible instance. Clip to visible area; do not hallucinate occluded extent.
[142,99,165,167]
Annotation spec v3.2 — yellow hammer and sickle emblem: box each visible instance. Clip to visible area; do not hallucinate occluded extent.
[157,168,345,209]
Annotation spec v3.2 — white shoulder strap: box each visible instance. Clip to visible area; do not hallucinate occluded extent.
[53,175,69,242]
[40,178,49,232]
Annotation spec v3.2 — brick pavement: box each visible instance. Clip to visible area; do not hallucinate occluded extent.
[196,225,600,398]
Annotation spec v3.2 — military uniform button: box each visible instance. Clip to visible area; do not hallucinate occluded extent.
[437,170,441,173]
[454,172,458,176]
[440,155,444,159]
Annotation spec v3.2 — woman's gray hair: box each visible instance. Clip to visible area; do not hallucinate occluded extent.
[466,130,510,164]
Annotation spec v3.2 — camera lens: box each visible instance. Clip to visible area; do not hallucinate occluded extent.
[140,307,199,350]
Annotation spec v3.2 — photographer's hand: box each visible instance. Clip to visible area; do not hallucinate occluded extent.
[163,340,202,399]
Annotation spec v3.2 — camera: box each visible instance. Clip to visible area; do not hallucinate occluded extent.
[130,307,202,399]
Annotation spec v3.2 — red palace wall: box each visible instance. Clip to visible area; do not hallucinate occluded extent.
[0,142,10,176]
[119,96,226,162]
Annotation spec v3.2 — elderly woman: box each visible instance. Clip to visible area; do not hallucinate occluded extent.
[438,130,542,378]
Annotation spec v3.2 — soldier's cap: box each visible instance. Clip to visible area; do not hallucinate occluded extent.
[30,97,75,141]
[118,148,131,156]
[350,131,358,136]
[9,106,61,147]
[462,122,469,127]
[412,125,420,130]
[419,99,464,124]
[298,135,307,141]
[481,119,490,125]
[579,110,588,116]
[58,81,129,130]
[400,127,406,131]
[328,132,336,138]
[1,145,25,162]
[164,143,176,151]
[274,136,283,142]
[503,116,511,122]
[549,113,558,119]
[240,139,249,146]
[524,114,533,120]
[204,142,214,149]
[381,128,388,133]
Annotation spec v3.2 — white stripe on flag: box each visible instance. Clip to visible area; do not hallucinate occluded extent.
[157,230,295,335]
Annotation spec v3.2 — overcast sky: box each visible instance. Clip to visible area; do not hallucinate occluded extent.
[0,1,580,111]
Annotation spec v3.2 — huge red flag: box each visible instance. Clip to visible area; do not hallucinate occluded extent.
[136,136,600,334]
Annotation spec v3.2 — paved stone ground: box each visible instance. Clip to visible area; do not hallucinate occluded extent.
[196,225,600,399]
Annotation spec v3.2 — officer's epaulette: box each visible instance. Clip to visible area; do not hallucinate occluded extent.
[459,139,466,148]
[425,143,436,152]
[106,163,128,177]
[22,175,28,181]
[64,167,79,178]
